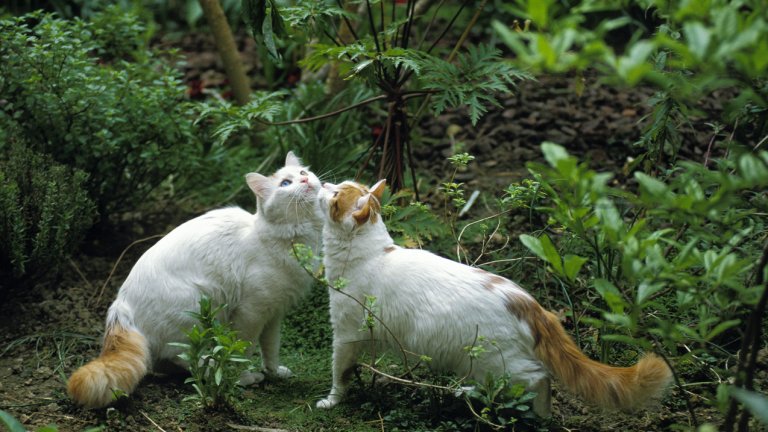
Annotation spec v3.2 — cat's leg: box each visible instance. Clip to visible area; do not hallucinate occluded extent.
[316,339,363,409]
[230,314,267,386]
[259,316,291,379]
[531,377,552,417]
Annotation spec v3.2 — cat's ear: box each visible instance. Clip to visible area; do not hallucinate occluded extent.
[285,151,303,167]
[369,179,386,203]
[245,173,272,198]
[352,196,372,225]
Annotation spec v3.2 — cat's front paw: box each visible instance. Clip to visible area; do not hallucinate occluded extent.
[316,395,340,409]
[238,371,265,386]
[265,365,293,379]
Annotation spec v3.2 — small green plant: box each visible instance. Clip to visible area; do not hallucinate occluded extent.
[0,137,96,287]
[463,373,538,430]
[170,296,253,409]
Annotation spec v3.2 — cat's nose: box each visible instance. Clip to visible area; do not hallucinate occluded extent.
[300,177,309,184]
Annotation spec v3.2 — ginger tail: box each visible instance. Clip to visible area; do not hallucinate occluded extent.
[531,308,672,411]
[67,324,149,409]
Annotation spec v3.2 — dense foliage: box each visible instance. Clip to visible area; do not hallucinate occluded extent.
[0,134,95,288]
[0,8,200,220]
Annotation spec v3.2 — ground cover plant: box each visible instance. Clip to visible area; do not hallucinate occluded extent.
[0,0,766,431]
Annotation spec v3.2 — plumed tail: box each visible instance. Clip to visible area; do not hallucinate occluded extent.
[67,324,149,409]
[532,309,672,411]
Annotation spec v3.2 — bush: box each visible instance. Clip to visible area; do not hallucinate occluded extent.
[0,9,200,222]
[0,134,96,290]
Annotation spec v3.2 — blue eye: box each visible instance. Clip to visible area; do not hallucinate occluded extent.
[280,179,292,187]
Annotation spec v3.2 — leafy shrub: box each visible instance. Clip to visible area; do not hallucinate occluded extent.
[494,0,767,169]
[514,142,767,428]
[0,136,96,288]
[0,9,200,222]
[170,296,253,409]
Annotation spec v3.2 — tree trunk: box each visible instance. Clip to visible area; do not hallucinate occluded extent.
[199,0,251,106]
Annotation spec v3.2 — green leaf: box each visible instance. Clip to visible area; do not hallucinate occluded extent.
[541,142,569,168]
[706,319,740,341]
[635,172,670,197]
[593,278,626,313]
[730,387,768,425]
[683,22,711,60]
[738,153,768,187]
[520,233,563,275]
[637,281,664,304]
[563,254,588,282]
[215,367,223,386]
[0,410,27,432]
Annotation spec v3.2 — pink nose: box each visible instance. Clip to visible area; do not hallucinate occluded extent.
[300,177,309,184]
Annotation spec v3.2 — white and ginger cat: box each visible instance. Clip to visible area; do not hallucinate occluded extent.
[67,152,323,409]
[315,179,672,415]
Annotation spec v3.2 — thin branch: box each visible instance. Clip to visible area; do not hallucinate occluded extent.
[258,95,388,126]
[227,424,289,432]
[335,0,361,42]
[140,410,168,432]
[93,234,165,306]
[365,0,382,53]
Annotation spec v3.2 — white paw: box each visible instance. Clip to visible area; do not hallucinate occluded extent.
[265,365,293,379]
[316,397,338,409]
[275,365,293,378]
[238,371,265,386]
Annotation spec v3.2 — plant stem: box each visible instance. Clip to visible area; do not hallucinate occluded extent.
[723,240,768,432]
[199,0,250,106]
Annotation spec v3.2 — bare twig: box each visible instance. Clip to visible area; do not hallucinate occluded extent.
[93,234,165,306]
[140,410,168,432]
[227,424,289,432]
[68,257,93,290]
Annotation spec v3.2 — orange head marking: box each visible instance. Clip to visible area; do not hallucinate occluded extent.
[329,180,387,226]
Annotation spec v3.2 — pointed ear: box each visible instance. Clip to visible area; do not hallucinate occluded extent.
[285,151,303,167]
[352,196,372,225]
[369,179,386,202]
[245,173,271,198]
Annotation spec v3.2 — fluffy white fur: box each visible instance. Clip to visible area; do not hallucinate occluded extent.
[68,152,323,409]
[315,180,671,415]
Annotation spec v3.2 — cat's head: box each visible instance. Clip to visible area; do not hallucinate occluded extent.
[318,179,386,230]
[245,151,322,223]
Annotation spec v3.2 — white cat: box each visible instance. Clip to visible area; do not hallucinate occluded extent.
[68,152,323,409]
[315,179,672,415]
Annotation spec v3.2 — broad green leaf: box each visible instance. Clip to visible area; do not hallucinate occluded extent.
[635,172,671,197]
[738,153,768,187]
[519,234,545,261]
[730,387,768,425]
[563,254,588,282]
[215,367,223,386]
[683,22,711,60]
[637,281,664,304]
[541,142,569,168]
[604,312,632,327]
[595,197,623,243]
[520,233,562,275]
[540,234,563,275]
[593,278,626,312]
[706,319,740,341]
[0,410,26,432]
[527,0,552,30]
